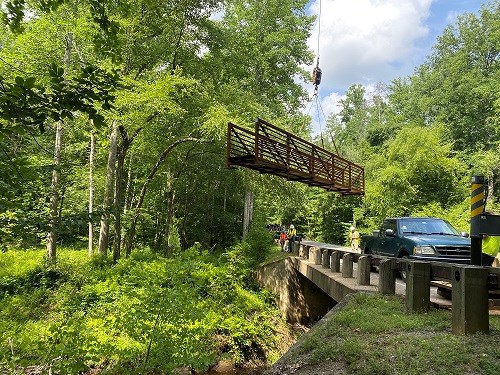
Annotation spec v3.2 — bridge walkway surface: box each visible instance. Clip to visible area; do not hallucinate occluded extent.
[294,240,497,312]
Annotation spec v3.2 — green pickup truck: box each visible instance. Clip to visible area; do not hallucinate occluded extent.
[361,217,471,264]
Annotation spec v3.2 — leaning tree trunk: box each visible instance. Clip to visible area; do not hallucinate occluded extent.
[46,120,63,263]
[98,121,118,256]
[88,129,96,256]
[124,137,201,257]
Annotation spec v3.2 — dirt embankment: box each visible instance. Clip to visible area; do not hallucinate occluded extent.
[263,295,354,375]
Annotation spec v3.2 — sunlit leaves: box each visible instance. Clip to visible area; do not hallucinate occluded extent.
[0,63,120,132]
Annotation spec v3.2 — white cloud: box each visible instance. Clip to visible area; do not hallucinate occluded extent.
[307,0,433,91]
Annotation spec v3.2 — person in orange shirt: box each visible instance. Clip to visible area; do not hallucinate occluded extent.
[279,231,287,252]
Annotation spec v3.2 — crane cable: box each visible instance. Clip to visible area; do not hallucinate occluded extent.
[307,0,340,155]
[311,0,326,148]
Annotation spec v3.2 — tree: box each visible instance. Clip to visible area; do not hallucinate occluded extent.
[363,125,467,223]
[388,2,499,152]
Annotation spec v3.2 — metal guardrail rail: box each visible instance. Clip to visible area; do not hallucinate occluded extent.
[227,118,364,195]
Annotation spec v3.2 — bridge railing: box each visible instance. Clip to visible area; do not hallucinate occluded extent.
[227,119,365,195]
[298,240,500,335]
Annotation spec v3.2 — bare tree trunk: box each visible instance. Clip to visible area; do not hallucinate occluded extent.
[113,143,125,263]
[124,152,134,211]
[98,121,118,256]
[164,183,175,257]
[124,137,201,256]
[113,126,141,262]
[46,33,72,263]
[46,120,63,262]
[242,191,253,239]
[88,130,96,256]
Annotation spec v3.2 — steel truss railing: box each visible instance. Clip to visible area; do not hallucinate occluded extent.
[227,118,364,195]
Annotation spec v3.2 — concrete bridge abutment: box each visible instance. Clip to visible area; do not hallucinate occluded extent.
[255,258,337,325]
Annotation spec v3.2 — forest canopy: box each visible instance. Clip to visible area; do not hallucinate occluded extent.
[0,0,498,254]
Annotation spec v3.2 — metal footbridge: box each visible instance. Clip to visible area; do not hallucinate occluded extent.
[227,118,364,195]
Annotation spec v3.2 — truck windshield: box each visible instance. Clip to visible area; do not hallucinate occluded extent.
[400,219,460,236]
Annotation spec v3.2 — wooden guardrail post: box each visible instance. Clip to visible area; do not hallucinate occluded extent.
[313,247,322,265]
[342,253,353,278]
[322,250,329,268]
[302,245,310,260]
[406,261,431,313]
[379,258,396,295]
[330,251,341,272]
[357,256,371,285]
[451,265,489,334]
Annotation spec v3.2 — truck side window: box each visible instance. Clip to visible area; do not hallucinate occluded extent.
[381,220,397,236]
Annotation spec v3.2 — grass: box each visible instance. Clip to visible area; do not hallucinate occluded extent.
[295,293,500,375]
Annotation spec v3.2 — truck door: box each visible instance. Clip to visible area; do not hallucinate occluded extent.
[374,219,398,256]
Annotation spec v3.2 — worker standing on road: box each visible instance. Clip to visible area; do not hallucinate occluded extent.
[350,226,360,253]
[287,224,297,253]
[482,235,500,266]
[481,211,500,267]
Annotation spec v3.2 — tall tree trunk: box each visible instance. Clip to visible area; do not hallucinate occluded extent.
[124,152,134,211]
[163,181,175,257]
[113,126,141,262]
[113,143,125,262]
[98,121,118,256]
[88,130,96,256]
[46,33,72,262]
[125,137,201,256]
[46,120,63,262]
[242,191,253,239]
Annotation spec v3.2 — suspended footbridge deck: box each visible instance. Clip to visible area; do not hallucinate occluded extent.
[227,118,364,195]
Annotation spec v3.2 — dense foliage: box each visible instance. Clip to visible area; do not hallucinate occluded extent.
[0,0,498,251]
[0,243,293,373]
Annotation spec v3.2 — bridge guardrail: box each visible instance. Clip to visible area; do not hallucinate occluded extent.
[298,240,499,335]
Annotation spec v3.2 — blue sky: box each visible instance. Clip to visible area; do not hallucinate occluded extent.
[304,0,487,134]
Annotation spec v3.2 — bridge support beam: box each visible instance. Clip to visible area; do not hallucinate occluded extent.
[342,253,353,278]
[406,261,430,313]
[331,251,341,273]
[452,265,489,334]
[379,258,396,295]
[357,256,371,286]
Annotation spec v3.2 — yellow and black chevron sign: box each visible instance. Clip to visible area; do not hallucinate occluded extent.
[470,183,485,218]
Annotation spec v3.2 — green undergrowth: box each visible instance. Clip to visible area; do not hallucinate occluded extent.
[0,242,292,374]
[296,293,500,375]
